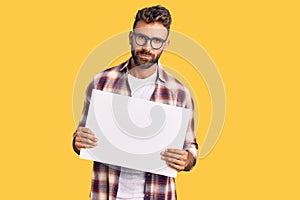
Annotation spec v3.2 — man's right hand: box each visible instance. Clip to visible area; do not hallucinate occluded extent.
[75,127,98,151]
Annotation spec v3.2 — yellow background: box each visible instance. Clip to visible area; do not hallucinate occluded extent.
[1,0,299,199]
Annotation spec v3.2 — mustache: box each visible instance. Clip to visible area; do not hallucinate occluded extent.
[136,49,154,56]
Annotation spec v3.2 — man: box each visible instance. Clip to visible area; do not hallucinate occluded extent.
[73,5,198,200]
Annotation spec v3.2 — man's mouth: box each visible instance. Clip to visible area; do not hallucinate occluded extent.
[138,54,152,59]
[138,51,153,59]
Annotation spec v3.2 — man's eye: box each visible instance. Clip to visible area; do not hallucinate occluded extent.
[137,35,146,40]
[152,39,163,44]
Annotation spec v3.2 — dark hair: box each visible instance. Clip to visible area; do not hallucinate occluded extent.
[133,5,172,30]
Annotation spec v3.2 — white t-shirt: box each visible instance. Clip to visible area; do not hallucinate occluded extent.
[116,67,157,200]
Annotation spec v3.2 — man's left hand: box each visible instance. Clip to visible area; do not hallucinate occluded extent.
[160,148,194,172]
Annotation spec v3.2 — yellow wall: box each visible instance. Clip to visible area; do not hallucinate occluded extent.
[1,0,299,199]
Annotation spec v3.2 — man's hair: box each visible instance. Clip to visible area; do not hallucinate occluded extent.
[133,5,172,30]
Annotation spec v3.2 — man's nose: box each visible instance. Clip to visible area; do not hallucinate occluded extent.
[144,40,152,49]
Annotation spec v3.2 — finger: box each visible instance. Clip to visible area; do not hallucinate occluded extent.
[75,141,96,149]
[77,127,93,135]
[77,127,92,133]
[78,137,97,146]
[77,127,97,139]
[75,135,82,142]
[167,162,185,172]
[77,130,98,142]
[166,148,187,155]
[161,150,188,161]
[75,141,84,149]
[75,134,97,147]
[161,155,186,166]
[161,151,182,160]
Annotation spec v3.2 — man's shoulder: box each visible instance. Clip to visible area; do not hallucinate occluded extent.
[92,61,127,84]
[159,66,189,93]
[94,64,123,79]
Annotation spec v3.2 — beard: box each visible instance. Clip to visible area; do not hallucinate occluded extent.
[131,48,163,69]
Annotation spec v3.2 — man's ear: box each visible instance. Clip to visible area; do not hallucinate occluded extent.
[163,39,170,50]
[129,31,133,45]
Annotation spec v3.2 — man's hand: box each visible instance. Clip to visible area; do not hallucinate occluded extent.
[75,127,98,151]
[160,148,194,172]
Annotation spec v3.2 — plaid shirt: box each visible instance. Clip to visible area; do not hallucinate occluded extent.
[73,58,198,200]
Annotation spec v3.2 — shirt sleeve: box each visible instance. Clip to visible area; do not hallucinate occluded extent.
[72,76,98,154]
[77,78,96,128]
[182,90,199,171]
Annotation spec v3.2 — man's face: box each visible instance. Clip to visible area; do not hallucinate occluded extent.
[130,21,169,69]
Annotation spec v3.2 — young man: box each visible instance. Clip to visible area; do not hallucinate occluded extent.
[73,5,198,200]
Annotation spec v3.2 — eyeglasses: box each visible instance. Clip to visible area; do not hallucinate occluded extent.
[133,32,167,50]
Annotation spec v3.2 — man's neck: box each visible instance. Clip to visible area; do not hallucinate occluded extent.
[129,58,158,79]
